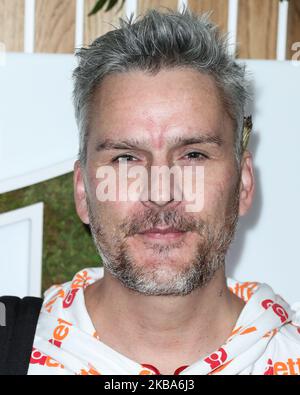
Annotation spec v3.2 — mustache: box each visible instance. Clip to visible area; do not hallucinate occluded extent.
[119,208,206,237]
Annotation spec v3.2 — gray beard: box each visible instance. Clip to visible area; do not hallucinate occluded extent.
[87,186,240,296]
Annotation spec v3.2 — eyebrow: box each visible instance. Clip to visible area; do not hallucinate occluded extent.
[95,138,148,152]
[172,135,223,148]
[95,134,223,153]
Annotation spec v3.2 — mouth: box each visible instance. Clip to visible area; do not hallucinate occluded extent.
[138,227,187,240]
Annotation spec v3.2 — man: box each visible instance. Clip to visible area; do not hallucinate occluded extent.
[28,7,300,375]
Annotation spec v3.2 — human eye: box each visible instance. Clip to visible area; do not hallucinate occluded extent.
[184,151,209,161]
[112,154,138,163]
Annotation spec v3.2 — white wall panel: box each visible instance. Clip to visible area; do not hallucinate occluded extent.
[227,60,300,304]
[0,53,78,193]
[0,203,43,297]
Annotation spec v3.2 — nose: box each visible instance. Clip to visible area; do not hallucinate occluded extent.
[140,163,182,210]
[142,197,181,210]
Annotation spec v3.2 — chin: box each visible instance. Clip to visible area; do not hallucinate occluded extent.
[129,246,193,271]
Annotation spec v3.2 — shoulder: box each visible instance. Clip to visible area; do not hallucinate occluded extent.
[226,278,260,302]
[42,267,103,313]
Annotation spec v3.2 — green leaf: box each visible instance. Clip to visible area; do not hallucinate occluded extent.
[105,0,119,12]
[88,0,109,16]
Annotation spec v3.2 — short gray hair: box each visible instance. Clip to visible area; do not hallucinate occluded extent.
[73,6,250,165]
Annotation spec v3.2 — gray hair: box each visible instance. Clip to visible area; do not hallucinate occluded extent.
[73,6,250,165]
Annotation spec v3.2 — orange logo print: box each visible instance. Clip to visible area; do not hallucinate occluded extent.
[52,318,72,344]
[30,318,72,370]
[79,364,101,375]
[71,270,92,290]
[230,282,258,302]
[30,348,64,369]
[44,288,65,313]
[240,326,257,335]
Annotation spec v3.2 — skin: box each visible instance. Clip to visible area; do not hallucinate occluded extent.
[74,68,255,374]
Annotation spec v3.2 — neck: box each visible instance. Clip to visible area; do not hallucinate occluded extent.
[84,266,245,373]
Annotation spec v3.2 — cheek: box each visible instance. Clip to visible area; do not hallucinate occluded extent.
[91,199,137,235]
[85,163,142,230]
[203,166,238,214]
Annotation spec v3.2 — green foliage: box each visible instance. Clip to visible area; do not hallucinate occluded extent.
[87,0,287,17]
[88,0,126,16]
[0,173,101,293]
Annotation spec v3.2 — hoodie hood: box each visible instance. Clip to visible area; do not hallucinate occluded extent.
[28,268,300,375]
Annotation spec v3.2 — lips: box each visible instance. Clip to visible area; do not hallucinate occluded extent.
[140,227,183,235]
[138,227,186,240]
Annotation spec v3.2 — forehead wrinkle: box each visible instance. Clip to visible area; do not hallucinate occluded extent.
[140,111,174,150]
[95,132,223,153]
[146,129,167,150]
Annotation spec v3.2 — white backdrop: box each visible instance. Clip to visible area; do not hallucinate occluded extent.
[226,60,300,305]
[0,53,77,194]
[0,54,299,302]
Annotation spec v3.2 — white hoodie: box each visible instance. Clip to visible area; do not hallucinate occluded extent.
[28,267,300,375]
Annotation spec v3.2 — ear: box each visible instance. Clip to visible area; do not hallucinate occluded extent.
[239,150,255,216]
[74,160,90,224]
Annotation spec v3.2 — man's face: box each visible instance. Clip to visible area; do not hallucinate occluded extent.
[75,68,253,296]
